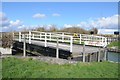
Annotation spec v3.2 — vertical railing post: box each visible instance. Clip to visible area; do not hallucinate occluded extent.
[56,37,59,58]
[19,32,21,42]
[104,48,107,61]
[106,37,108,45]
[70,36,73,53]
[13,32,14,40]
[102,37,104,46]
[79,34,81,44]
[83,44,85,62]
[49,33,51,41]
[23,34,26,57]
[62,33,64,42]
[104,37,107,47]
[45,33,47,47]
[29,31,31,44]
[89,53,91,62]
[32,34,34,39]
[98,48,101,62]
[40,33,41,40]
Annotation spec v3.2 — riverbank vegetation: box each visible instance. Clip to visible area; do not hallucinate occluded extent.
[2,57,119,78]
[107,41,120,49]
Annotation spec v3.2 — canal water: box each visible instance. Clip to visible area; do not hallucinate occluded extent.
[107,52,120,62]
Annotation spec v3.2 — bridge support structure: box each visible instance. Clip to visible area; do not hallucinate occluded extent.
[82,44,85,62]
[97,48,101,62]
[104,48,107,61]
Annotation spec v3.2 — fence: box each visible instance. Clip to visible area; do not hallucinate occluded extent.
[13,31,73,52]
[13,31,109,52]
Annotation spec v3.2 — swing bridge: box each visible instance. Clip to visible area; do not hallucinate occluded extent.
[12,31,115,62]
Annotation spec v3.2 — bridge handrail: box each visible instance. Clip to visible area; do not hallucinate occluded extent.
[13,31,73,52]
[13,31,109,49]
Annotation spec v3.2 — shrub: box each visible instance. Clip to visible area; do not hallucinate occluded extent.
[1,32,13,48]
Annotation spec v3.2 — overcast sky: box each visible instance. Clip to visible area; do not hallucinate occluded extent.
[1,2,119,34]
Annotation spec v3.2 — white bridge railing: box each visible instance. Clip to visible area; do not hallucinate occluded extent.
[13,31,73,52]
[13,31,108,53]
[79,34,107,47]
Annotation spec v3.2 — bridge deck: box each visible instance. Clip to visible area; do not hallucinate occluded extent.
[14,39,103,57]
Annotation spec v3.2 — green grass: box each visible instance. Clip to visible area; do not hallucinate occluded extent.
[107,41,120,48]
[0,59,2,79]
[2,57,119,78]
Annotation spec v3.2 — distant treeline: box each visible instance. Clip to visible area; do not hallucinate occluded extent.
[1,26,98,48]
[31,26,98,34]
[1,26,118,48]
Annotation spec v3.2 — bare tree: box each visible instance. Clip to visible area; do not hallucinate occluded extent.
[90,27,98,34]
[49,24,58,32]
[36,25,46,32]
[2,32,13,48]
[60,26,89,34]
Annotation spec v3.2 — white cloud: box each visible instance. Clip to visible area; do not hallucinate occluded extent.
[62,14,118,33]
[3,26,9,29]
[10,20,23,27]
[78,14,118,29]
[17,25,25,29]
[47,24,52,27]
[76,24,81,27]
[96,15,118,29]
[0,12,25,32]
[33,13,46,19]
[0,12,10,27]
[52,13,60,17]
[63,24,72,28]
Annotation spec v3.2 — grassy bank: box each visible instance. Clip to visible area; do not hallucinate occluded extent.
[2,57,119,78]
[107,41,120,48]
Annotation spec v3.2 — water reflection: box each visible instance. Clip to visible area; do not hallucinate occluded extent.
[108,52,120,62]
